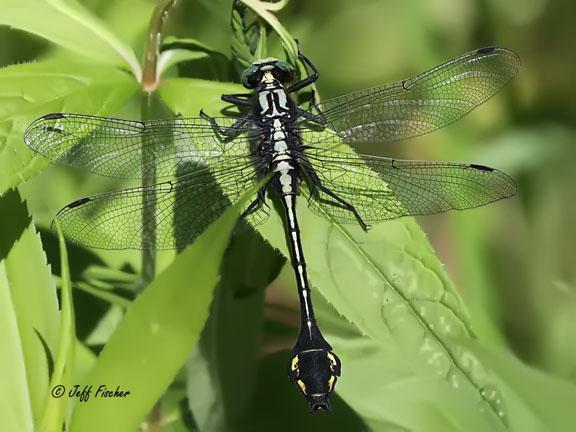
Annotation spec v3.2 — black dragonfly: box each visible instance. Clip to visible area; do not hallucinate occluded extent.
[24,44,520,411]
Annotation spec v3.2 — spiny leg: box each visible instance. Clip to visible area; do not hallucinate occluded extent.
[302,164,370,231]
[297,107,326,127]
[199,110,251,142]
[221,92,252,107]
[240,186,268,219]
[303,88,326,122]
[288,42,327,124]
[287,39,320,94]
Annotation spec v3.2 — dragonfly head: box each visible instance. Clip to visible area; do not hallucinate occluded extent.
[288,348,341,412]
[241,58,295,89]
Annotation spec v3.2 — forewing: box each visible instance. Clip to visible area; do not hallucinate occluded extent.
[301,148,516,224]
[54,156,267,250]
[24,113,259,179]
[299,47,520,145]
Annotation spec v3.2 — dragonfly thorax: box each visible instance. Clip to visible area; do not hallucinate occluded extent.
[255,83,295,124]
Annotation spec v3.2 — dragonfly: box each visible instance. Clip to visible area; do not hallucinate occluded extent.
[24,43,520,411]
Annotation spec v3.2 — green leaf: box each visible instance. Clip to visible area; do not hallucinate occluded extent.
[69,188,256,432]
[0,0,141,75]
[38,220,75,432]
[0,61,138,194]
[0,189,60,429]
[158,77,245,116]
[100,0,156,55]
[462,340,576,432]
[159,37,230,78]
[314,293,500,432]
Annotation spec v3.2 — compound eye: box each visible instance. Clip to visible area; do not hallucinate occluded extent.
[273,61,295,83]
[241,66,261,88]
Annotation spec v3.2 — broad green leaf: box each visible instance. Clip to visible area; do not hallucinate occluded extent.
[0,0,141,75]
[158,77,244,117]
[0,61,134,120]
[313,292,501,432]
[100,0,156,55]
[0,271,35,432]
[159,37,230,78]
[463,340,576,431]
[69,188,256,432]
[0,61,138,194]
[161,90,508,428]
[159,50,210,77]
[39,220,75,432]
[0,189,59,428]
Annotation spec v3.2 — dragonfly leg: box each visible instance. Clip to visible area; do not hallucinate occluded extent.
[322,186,369,231]
[296,107,325,127]
[221,92,252,107]
[304,168,370,231]
[287,40,320,93]
[200,110,251,142]
[240,186,268,219]
[308,90,327,124]
[295,87,326,127]
[306,88,325,117]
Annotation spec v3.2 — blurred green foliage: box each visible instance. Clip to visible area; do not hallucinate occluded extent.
[1,0,576,431]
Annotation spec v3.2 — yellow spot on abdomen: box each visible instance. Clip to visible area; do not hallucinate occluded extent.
[297,379,307,395]
[327,375,335,392]
[291,355,299,372]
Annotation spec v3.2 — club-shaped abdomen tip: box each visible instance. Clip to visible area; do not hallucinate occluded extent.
[288,349,341,413]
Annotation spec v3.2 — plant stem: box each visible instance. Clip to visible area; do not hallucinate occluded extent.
[140,94,157,286]
[140,0,177,286]
[142,0,177,92]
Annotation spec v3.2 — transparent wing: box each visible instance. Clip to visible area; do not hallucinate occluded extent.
[299,47,520,145]
[301,148,516,223]
[24,113,260,179]
[54,155,267,250]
